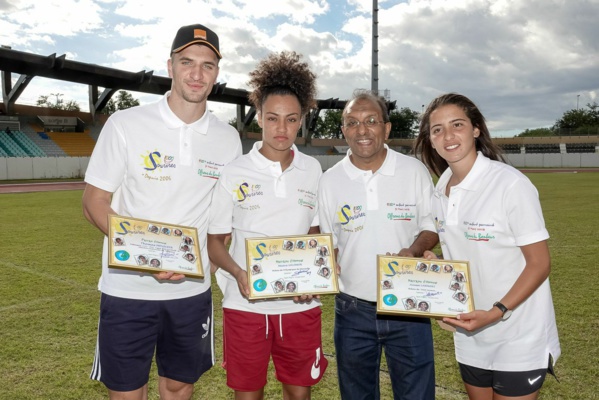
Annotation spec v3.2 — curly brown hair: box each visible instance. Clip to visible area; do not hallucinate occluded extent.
[247,51,317,116]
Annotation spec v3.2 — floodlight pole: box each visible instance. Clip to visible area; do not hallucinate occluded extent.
[577,94,580,110]
[372,0,379,94]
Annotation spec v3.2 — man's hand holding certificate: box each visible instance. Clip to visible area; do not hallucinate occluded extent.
[108,215,204,278]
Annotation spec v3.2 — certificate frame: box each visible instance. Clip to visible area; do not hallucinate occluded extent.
[107,214,204,278]
[245,234,339,300]
[376,255,474,319]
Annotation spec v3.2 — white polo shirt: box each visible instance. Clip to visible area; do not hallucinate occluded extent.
[85,92,242,300]
[208,142,322,314]
[318,146,436,302]
[433,152,560,371]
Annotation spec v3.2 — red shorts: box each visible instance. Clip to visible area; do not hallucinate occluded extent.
[222,307,328,391]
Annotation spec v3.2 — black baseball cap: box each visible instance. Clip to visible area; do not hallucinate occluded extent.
[171,24,221,59]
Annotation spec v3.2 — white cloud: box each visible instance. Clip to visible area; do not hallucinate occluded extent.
[1,0,598,135]
[203,0,329,24]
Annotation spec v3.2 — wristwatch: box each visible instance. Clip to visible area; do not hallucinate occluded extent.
[493,301,512,320]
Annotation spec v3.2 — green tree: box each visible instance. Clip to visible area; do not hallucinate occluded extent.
[228,117,261,133]
[389,107,419,138]
[553,102,599,134]
[101,91,140,115]
[517,128,555,137]
[36,93,81,111]
[314,109,343,139]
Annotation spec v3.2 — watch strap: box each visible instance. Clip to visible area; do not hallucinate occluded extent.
[493,301,509,315]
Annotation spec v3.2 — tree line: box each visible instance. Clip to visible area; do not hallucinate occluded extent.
[36,92,597,138]
[36,91,139,114]
[229,107,420,139]
[517,102,599,137]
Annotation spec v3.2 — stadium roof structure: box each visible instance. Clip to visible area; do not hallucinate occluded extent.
[0,46,395,134]
[0,46,250,115]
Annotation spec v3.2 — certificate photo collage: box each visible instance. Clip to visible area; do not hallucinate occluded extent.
[108,215,204,278]
[130,224,196,268]
[377,256,473,318]
[245,234,338,300]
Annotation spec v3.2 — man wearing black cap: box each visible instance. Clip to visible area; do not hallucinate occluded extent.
[83,23,241,399]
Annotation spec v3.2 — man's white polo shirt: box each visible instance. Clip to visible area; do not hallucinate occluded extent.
[318,146,436,302]
[85,92,242,300]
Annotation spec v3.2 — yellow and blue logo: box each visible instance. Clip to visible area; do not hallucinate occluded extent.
[234,182,263,202]
[140,151,176,171]
[337,204,366,225]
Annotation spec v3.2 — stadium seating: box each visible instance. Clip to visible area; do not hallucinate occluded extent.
[46,131,97,156]
[525,143,561,154]
[499,144,521,154]
[0,132,31,156]
[11,131,46,156]
[566,143,596,153]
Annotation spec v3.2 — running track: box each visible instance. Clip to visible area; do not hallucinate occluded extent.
[0,181,87,194]
[1,169,597,194]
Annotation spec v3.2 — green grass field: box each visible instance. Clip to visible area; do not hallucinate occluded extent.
[0,172,597,399]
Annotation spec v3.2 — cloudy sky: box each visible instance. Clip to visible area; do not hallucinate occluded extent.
[1,0,598,136]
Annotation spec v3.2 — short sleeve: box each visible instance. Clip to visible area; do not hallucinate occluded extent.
[84,116,127,192]
[505,177,549,246]
[207,175,234,235]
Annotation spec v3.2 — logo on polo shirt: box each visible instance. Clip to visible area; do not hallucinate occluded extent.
[140,151,177,171]
[463,220,496,242]
[297,188,317,209]
[435,217,445,233]
[198,158,225,179]
[337,204,366,225]
[385,202,416,221]
[386,212,415,221]
[234,182,264,202]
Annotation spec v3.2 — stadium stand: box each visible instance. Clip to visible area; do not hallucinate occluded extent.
[499,144,521,154]
[20,122,66,156]
[10,131,45,156]
[566,143,596,153]
[46,131,97,157]
[525,143,561,154]
[0,131,34,156]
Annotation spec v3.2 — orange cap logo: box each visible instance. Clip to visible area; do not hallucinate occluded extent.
[194,29,207,40]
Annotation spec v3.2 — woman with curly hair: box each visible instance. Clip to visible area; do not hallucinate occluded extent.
[207,51,327,400]
[415,93,560,399]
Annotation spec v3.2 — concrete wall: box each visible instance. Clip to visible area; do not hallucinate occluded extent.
[504,153,599,169]
[1,153,598,180]
[0,157,90,180]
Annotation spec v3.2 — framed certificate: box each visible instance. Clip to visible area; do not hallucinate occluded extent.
[376,255,474,318]
[245,234,339,300]
[107,215,204,278]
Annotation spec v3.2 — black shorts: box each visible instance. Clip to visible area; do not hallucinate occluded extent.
[90,290,214,392]
[458,356,555,397]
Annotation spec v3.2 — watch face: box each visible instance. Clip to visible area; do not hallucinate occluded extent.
[503,310,513,320]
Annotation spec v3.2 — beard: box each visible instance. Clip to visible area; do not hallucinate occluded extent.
[181,88,210,104]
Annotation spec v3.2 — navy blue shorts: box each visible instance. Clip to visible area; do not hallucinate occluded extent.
[459,356,555,397]
[90,290,214,392]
